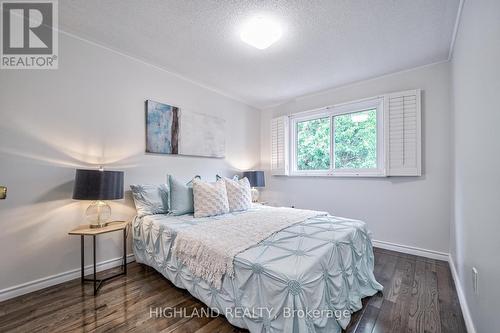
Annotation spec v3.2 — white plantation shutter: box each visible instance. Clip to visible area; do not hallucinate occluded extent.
[271,116,289,175]
[385,89,422,176]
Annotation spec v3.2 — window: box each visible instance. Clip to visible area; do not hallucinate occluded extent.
[296,117,330,171]
[290,98,384,176]
[334,109,377,169]
[271,90,421,177]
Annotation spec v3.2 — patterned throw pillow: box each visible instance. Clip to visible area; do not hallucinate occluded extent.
[192,178,229,218]
[130,184,169,217]
[224,177,252,212]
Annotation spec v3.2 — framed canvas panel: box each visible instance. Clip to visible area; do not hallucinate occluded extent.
[179,111,225,158]
[145,100,179,154]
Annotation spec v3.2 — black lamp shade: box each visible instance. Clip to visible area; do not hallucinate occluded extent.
[243,171,265,188]
[73,169,124,200]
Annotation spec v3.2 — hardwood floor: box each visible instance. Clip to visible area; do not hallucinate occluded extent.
[0,248,467,332]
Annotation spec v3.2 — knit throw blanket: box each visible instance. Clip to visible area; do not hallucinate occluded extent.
[172,207,327,288]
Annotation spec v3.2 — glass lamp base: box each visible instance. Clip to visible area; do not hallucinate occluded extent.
[251,188,260,202]
[86,201,111,228]
[89,222,111,229]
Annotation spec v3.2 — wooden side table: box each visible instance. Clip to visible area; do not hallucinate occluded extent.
[69,221,129,295]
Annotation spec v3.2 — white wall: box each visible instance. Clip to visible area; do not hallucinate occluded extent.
[0,33,260,293]
[450,0,500,332]
[260,62,452,254]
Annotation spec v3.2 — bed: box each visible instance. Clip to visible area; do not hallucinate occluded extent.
[133,204,382,332]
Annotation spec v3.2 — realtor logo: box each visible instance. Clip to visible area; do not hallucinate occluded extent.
[1,0,58,69]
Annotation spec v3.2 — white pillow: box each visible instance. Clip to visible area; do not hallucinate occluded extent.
[224,177,252,212]
[192,179,229,218]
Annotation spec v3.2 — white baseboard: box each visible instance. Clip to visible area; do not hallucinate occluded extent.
[372,239,449,261]
[0,254,135,302]
[448,256,476,333]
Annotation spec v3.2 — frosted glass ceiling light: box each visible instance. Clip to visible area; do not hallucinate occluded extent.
[240,16,282,50]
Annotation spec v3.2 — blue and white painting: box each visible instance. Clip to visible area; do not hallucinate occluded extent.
[146,100,179,154]
[145,99,225,158]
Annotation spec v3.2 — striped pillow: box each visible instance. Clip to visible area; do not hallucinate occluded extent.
[192,179,229,218]
[224,177,252,212]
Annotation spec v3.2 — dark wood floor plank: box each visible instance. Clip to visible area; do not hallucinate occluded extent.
[383,256,416,333]
[371,300,394,333]
[407,259,443,333]
[344,298,369,333]
[408,259,427,333]
[385,256,414,303]
[436,264,467,333]
[373,247,448,268]
[424,261,442,333]
[194,316,227,333]
[145,299,207,333]
[371,251,397,309]
[350,304,380,333]
[0,249,467,333]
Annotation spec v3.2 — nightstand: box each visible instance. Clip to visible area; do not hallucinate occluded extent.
[69,221,129,295]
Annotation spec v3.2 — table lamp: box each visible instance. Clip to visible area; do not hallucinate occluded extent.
[243,170,265,202]
[72,168,124,228]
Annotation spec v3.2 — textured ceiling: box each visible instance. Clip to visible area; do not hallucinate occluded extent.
[60,0,460,108]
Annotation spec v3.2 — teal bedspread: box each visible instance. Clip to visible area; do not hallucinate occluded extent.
[133,205,382,332]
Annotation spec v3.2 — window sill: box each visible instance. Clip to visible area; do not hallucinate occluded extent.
[286,171,387,178]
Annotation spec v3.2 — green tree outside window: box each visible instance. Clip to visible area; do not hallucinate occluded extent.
[296,109,377,171]
[296,117,330,170]
[334,109,377,169]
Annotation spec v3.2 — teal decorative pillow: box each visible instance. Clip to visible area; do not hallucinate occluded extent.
[168,175,200,216]
[130,184,169,217]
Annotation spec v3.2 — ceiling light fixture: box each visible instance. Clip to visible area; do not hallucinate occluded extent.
[240,16,282,50]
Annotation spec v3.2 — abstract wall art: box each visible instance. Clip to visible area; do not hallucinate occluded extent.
[145,100,225,158]
[146,100,179,154]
